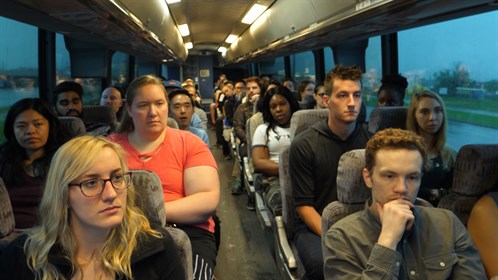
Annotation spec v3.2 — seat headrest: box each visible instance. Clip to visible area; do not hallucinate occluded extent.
[336,149,371,204]
[290,109,328,139]
[82,105,118,130]
[58,116,86,137]
[452,144,498,196]
[368,106,407,135]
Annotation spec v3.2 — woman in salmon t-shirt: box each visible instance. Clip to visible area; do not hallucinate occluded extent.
[108,75,220,280]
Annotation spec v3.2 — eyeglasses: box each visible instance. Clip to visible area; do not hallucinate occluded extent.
[68,172,132,197]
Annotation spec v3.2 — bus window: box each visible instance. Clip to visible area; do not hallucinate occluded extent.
[399,10,498,150]
[56,33,71,83]
[259,57,285,82]
[363,36,382,117]
[324,47,335,74]
[290,51,316,84]
[112,51,129,87]
[0,17,38,141]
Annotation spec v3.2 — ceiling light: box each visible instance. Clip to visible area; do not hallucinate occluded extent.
[185,42,193,49]
[241,4,267,24]
[218,46,227,53]
[225,34,238,44]
[166,0,181,4]
[178,24,190,36]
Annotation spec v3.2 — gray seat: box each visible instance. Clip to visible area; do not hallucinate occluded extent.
[275,109,328,280]
[82,105,117,135]
[130,170,193,280]
[439,144,498,226]
[0,177,22,249]
[368,106,407,135]
[321,149,371,239]
[58,116,86,138]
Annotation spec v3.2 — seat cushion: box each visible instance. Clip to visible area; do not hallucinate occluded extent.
[0,178,15,238]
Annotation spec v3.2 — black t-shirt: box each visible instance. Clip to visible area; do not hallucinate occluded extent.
[290,120,369,215]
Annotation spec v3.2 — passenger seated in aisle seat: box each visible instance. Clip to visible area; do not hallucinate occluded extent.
[406,91,456,206]
[297,80,316,109]
[0,136,185,279]
[377,74,408,107]
[290,65,369,280]
[251,86,299,214]
[313,84,327,109]
[0,98,66,228]
[100,86,125,123]
[108,75,219,280]
[168,89,209,145]
[216,82,234,159]
[52,81,84,118]
[467,189,498,279]
[323,128,486,279]
[233,76,266,158]
[184,84,208,131]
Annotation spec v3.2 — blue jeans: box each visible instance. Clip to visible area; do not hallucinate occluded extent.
[294,220,324,280]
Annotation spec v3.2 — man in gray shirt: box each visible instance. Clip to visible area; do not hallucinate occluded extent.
[323,128,485,279]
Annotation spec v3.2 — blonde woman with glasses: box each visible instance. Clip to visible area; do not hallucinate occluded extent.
[0,136,185,279]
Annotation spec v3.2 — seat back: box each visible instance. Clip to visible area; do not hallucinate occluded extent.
[0,177,20,249]
[130,170,192,279]
[321,149,370,239]
[167,117,179,129]
[0,177,15,239]
[82,105,118,133]
[439,144,498,226]
[368,106,407,135]
[58,116,86,138]
[289,109,328,139]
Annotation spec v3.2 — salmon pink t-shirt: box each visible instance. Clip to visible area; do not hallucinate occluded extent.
[109,128,218,233]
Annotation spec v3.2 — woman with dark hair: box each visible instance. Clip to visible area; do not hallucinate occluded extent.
[406,91,456,205]
[377,74,408,107]
[0,98,66,228]
[251,86,299,216]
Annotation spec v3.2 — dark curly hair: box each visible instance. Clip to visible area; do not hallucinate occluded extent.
[261,86,300,143]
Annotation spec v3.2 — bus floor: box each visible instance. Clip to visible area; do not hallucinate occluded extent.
[207,129,282,280]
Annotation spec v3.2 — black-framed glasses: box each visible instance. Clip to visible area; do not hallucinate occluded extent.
[68,172,132,197]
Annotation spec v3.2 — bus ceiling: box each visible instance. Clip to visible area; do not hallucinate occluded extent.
[1,0,496,66]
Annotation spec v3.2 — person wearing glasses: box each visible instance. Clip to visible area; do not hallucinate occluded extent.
[0,136,185,279]
[313,84,327,109]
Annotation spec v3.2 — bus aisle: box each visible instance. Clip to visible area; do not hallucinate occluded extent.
[208,129,281,280]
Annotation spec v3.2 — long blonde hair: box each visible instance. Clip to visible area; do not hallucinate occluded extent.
[24,136,159,280]
[406,91,455,170]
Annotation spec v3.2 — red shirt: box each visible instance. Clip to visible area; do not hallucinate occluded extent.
[109,128,217,233]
